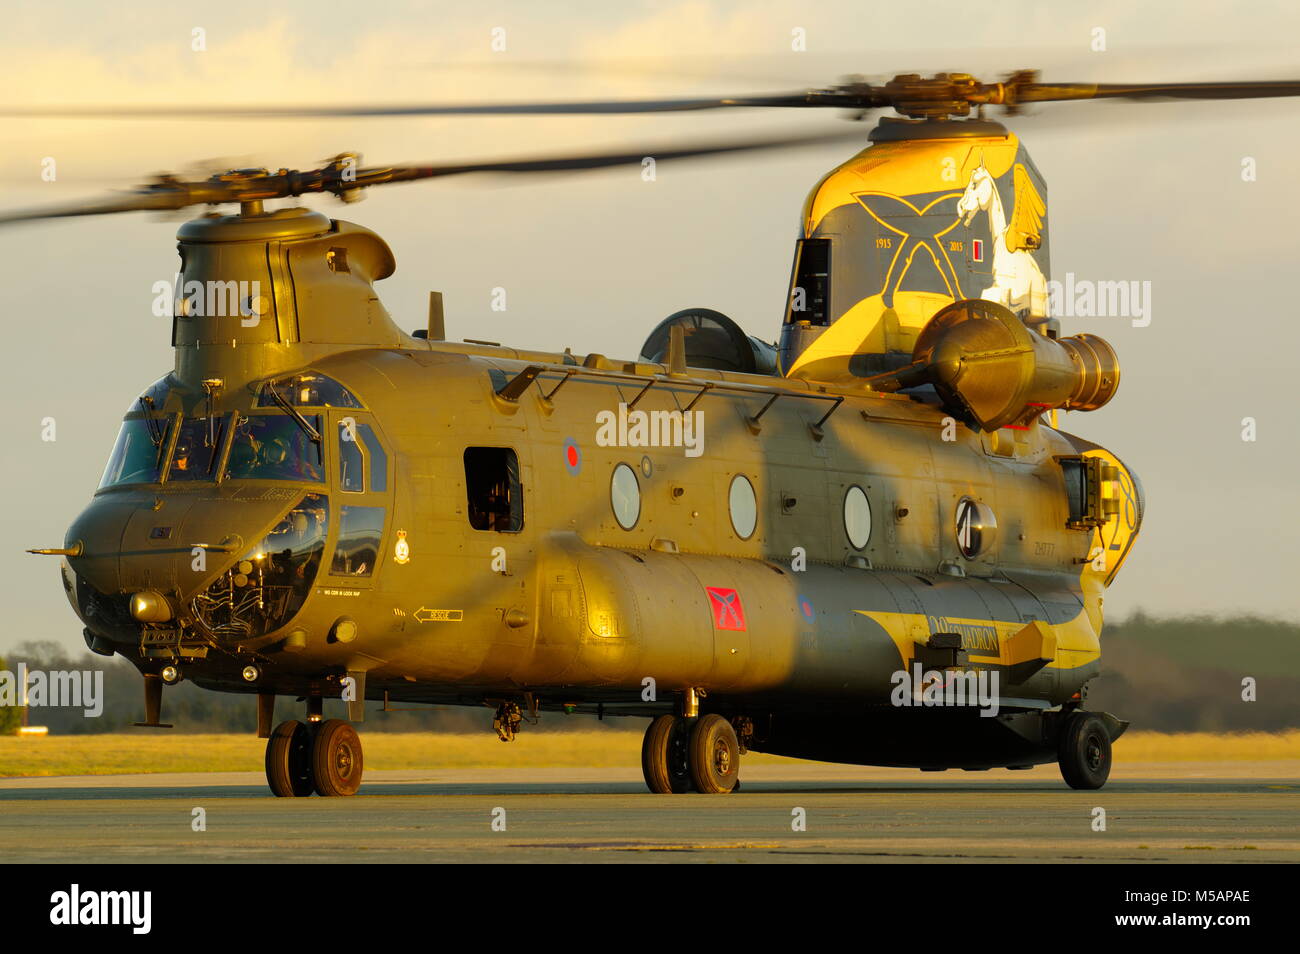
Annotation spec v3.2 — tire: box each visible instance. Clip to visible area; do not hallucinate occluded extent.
[312,719,364,796]
[641,715,693,794]
[265,720,314,797]
[688,714,740,794]
[1058,711,1112,790]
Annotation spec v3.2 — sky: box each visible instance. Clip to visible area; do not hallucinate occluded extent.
[1,0,1298,653]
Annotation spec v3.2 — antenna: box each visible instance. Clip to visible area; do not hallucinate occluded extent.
[427,291,446,341]
[667,324,687,375]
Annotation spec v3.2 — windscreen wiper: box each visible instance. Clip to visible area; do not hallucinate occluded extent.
[138,395,164,446]
[264,382,322,444]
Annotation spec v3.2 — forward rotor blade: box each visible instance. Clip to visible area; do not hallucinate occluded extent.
[0,189,194,224]
[0,91,853,120]
[0,128,868,226]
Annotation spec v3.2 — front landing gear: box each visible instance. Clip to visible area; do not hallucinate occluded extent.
[265,720,314,797]
[312,719,364,796]
[641,713,740,794]
[1058,711,1113,790]
[641,715,692,793]
[265,718,364,796]
[689,714,740,794]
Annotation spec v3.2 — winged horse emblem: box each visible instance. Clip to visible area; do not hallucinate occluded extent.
[957,162,1048,319]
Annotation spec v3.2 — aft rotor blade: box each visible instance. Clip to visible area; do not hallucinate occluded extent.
[1014,79,1300,104]
[6,76,1299,122]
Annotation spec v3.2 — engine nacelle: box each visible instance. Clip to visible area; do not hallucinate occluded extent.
[877,299,1119,431]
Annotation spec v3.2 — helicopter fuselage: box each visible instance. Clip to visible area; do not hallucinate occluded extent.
[62,326,1141,768]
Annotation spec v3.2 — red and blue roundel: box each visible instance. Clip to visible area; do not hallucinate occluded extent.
[798,595,815,623]
[562,437,582,476]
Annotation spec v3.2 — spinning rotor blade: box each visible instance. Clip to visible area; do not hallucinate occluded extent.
[859,72,1300,117]
[0,128,867,226]
[1011,79,1300,105]
[0,188,200,224]
[5,73,1299,122]
[0,92,849,118]
[374,128,866,180]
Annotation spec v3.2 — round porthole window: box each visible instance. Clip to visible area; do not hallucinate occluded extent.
[610,463,641,530]
[955,496,997,558]
[843,485,872,550]
[729,474,757,540]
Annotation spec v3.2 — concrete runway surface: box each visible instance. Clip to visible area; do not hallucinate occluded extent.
[0,761,1295,863]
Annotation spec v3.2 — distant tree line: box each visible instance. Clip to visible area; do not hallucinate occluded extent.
[0,656,21,735]
[1,613,1296,734]
[1087,613,1298,732]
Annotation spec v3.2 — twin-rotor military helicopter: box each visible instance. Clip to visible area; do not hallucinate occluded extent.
[10,71,1299,795]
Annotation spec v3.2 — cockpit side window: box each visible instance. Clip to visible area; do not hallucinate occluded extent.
[336,418,388,494]
[358,423,387,493]
[338,419,365,492]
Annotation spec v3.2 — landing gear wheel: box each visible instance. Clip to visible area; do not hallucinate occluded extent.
[265,720,314,797]
[688,713,740,794]
[1058,711,1112,790]
[641,714,693,793]
[312,719,364,796]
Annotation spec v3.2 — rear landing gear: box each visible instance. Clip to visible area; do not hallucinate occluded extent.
[1058,711,1112,790]
[641,713,740,794]
[264,718,365,796]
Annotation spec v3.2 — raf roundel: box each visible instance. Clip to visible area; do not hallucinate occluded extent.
[562,437,582,476]
[798,595,816,623]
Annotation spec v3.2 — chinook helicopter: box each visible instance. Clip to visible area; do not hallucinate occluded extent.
[12,71,1300,796]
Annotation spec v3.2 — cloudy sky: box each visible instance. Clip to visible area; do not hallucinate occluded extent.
[2,0,1298,653]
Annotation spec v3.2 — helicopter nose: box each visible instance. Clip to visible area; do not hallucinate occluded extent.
[64,486,319,638]
[64,490,199,597]
[62,497,134,595]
